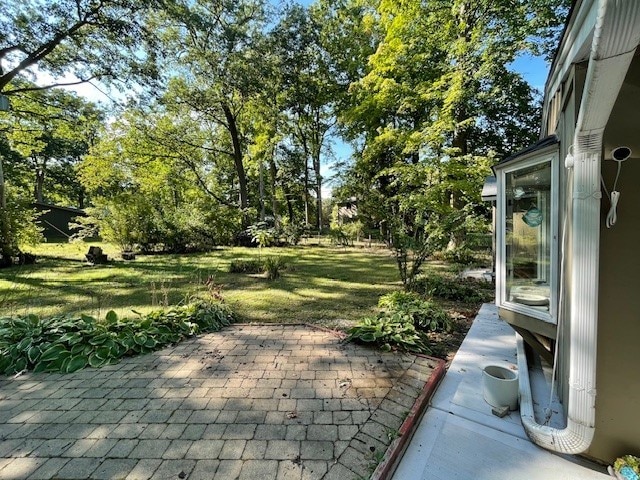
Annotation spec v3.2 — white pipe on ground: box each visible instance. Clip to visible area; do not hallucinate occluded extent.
[518,0,640,454]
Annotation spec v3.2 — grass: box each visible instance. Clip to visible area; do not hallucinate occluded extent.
[0,242,401,327]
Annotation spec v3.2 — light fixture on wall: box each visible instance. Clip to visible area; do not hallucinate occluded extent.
[602,146,632,228]
[612,146,631,162]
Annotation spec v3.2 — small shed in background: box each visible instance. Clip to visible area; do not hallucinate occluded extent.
[33,202,86,241]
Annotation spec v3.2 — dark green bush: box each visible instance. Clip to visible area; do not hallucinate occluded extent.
[411,274,492,303]
[0,301,234,375]
[228,259,263,273]
[263,256,286,280]
[346,314,431,354]
[228,257,287,280]
[439,248,479,266]
[278,222,306,246]
[378,291,452,332]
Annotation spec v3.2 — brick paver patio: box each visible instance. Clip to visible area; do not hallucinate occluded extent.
[0,325,437,479]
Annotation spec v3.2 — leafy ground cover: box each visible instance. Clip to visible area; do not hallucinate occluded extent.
[0,301,232,375]
[0,241,493,361]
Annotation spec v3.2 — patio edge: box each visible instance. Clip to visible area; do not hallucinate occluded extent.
[370,354,447,480]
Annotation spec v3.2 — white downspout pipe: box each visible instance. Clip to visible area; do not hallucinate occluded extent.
[519,0,640,454]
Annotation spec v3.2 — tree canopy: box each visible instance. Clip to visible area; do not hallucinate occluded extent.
[0,0,570,263]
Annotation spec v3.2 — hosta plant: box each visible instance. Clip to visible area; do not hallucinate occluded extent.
[346,313,431,354]
[0,301,234,375]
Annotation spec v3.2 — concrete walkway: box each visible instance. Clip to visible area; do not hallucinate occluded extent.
[392,305,609,480]
[0,325,437,480]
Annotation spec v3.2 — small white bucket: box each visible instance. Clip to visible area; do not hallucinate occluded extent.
[482,365,519,411]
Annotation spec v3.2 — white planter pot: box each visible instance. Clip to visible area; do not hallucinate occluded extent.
[483,365,519,411]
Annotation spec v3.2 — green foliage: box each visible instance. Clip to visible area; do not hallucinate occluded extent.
[328,228,351,246]
[378,291,451,333]
[263,256,286,280]
[1,81,103,204]
[228,259,263,274]
[278,221,306,246]
[346,314,431,354]
[329,205,364,247]
[0,301,234,375]
[437,248,480,266]
[390,223,434,292]
[331,0,568,275]
[74,195,234,254]
[247,222,276,249]
[228,256,287,280]
[0,1,164,95]
[1,186,43,257]
[411,274,493,303]
[341,220,364,242]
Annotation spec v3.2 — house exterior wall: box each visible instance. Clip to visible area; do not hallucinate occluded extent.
[590,157,640,462]
[589,77,640,461]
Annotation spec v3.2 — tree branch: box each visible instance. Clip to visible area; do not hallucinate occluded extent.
[4,75,103,94]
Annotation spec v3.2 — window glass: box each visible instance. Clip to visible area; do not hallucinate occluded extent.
[504,161,552,311]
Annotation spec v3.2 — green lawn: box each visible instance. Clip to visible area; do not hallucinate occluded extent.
[0,242,401,327]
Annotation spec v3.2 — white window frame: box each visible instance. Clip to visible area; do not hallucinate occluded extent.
[496,148,559,324]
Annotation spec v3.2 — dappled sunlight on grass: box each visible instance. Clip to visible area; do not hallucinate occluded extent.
[1,243,401,325]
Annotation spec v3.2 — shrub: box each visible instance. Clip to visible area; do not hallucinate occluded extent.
[263,256,286,280]
[346,314,431,354]
[0,301,233,375]
[0,186,43,264]
[411,274,492,303]
[247,222,276,249]
[378,291,452,332]
[228,259,263,274]
[438,247,479,266]
[342,220,364,242]
[73,196,239,253]
[278,222,306,246]
[329,228,351,246]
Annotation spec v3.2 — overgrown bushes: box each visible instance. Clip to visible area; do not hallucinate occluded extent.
[0,301,234,375]
[73,196,241,254]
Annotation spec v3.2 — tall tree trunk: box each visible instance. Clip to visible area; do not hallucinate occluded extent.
[259,161,265,221]
[314,149,322,230]
[283,185,295,223]
[34,156,45,203]
[268,152,278,226]
[312,113,322,230]
[0,154,13,260]
[299,132,310,227]
[222,103,248,225]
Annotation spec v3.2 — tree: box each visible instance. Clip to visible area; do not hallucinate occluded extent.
[333,0,569,281]
[270,4,344,229]
[79,108,241,251]
[0,0,166,262]
[2,82,103,206]
[157,0,270,228]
